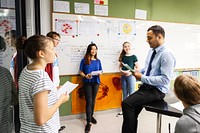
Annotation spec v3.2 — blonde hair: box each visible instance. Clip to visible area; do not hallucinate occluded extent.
[174,75,200,105]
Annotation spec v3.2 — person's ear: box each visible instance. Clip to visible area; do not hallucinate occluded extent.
[157,34,162,39]
[38,50,45,58]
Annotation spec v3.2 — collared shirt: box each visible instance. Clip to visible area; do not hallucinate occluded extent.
[141,44,176,94]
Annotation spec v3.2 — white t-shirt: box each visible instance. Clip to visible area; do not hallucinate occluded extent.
[18,66,60,133]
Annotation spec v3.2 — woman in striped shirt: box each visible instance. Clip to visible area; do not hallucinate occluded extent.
[18,35,69,133]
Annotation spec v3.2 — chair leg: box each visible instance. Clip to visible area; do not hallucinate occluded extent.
[156,113,162,133]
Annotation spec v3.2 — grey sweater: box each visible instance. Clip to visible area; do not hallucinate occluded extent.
[0,66,17,133]
[175,104,200,133]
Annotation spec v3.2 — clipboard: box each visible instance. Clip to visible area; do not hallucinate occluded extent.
[122,62,135,73]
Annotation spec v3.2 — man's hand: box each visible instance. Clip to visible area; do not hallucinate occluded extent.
[133,71,142,81]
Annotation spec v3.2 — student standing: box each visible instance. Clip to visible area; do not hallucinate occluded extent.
[121,25,176,133]
[10,36,27,133]
[18,35,69,133]
[118,42,139,115]
[0,66,18,133]
[46,32,66,132]
[0,36,18,133]
[174,75,200,133]
[79,43,103,133]
[45,31,61,88]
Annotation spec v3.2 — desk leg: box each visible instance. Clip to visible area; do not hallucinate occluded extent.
[156,113,162,133]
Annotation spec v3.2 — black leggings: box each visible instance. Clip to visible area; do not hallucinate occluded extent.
[84,83,99,123]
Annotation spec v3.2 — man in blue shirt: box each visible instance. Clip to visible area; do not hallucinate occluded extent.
[121,25,176,133]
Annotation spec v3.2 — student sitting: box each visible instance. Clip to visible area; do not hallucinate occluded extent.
[174,75,200,133]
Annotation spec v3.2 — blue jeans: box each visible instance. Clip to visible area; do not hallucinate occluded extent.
[84,82,99,123]
[121,75,136,100]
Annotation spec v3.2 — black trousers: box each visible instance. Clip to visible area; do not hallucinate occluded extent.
[84,83,99,123]
[121,84,165,133]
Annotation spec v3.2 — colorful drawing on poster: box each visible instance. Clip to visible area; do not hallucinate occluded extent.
[77,82,109,101]
[119,21,136,35]
[94,0,108,5]
[71,74,122,114]
[123,23,132,34]
[0,9,16,36]
[62,23,73,34]
[0,19,13,32]
[55,19,78,36]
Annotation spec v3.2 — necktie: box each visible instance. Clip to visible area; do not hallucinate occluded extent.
[146,50,156,76]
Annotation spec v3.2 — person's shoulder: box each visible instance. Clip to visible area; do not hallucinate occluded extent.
[96,58,102,63]
[131,54,137,58]
[0,66,8,71]
[0,66,11,76]
[160,46,175,58]
[175,115,192,130]
[81,58,85,62]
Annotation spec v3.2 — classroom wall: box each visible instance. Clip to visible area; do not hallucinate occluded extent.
[40,0,200,116]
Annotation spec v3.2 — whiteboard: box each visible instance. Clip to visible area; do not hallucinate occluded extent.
[52,13,200,75]
[133,20,200,70]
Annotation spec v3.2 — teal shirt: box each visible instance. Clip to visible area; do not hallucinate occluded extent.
[122,54,138,70]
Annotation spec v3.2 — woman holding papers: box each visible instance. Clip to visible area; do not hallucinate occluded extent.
[79,43,103,133]
[117,42,139,115]
[174,75,200,133]
[18,35,69,133]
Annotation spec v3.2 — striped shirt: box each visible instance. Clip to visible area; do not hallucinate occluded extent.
[0,66,17,133]
[18,66,60,133]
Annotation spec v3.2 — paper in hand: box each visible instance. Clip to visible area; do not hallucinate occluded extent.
[91,70,103,76]
[122,62,135,73]
[170,101,184,111]
[57,81,78,97]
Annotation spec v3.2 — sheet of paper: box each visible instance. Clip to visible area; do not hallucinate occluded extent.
[74,2,90,14]
[170,101,184,111]
[57,81,78,97]
[122,62,135,73]
[53,0,70,13]
[94,5,108,16]
[91,70,102,75]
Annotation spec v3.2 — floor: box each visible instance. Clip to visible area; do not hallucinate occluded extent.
[59,108,179,133]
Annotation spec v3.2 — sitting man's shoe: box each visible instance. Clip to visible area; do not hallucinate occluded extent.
[85,123,91,133]
[116,111,123,117]
[117,111,123,115]
[91,117,97,124]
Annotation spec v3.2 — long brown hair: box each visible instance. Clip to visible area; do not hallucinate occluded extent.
[84,43,98,65]
[174,75,200,105]
[118,42,130,62]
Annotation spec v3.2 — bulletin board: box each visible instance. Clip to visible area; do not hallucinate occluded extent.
[52,13,200,75]
[52,13,136,75]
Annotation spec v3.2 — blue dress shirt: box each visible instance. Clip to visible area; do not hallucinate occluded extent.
[141,44,176,94]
